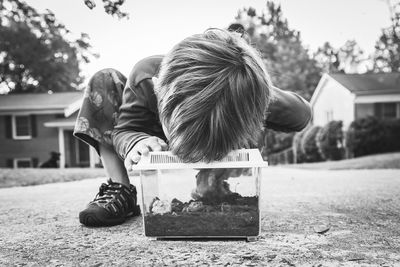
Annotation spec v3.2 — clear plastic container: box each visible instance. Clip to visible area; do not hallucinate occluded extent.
[134,149,267,240]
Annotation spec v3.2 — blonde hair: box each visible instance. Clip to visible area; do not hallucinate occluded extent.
[156,28,271,162]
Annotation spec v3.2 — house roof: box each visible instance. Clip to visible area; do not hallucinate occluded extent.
[44,117,77,128]
[0,91,83,117]
[44,112,78,128]
[330,72,400,95]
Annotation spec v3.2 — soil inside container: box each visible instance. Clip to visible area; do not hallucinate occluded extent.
[144,195,259,237]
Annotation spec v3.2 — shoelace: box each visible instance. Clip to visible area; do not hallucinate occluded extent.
[94,180,121,203]
[92,179,132,215]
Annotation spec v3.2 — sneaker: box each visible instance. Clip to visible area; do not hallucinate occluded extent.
[79,179,141,226]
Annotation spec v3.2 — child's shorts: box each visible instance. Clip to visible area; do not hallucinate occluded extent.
[73,68,127,154]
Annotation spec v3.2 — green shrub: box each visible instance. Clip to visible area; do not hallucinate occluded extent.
[316,120,344,160]
[259,130,294,161]
[346,116,388,157]
[382,118,400,152]
[301,125,323,162]
[268,148,294,165]
[292,130,307,163]
[265,130,295,154]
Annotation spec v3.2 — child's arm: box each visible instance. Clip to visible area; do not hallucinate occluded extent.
[124,136,167,171]
[111,78,167,165]
[265,86,312,132]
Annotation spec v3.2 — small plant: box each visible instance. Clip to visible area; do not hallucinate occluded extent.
[382,118,400,152]
[316,120,344,161]
[292,130,307,163]
[300,125,323,162]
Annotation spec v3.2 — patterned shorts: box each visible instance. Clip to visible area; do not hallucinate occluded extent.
[73,68,127,154]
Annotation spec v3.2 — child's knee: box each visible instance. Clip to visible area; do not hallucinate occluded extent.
[87,68,127,94]
[90,68,125,83]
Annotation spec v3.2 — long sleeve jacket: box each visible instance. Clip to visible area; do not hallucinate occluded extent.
[111,55,312,159]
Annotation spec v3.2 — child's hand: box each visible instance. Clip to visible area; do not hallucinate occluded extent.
[124,136,168,171]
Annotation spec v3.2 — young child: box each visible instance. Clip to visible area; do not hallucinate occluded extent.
[74,28,311,227]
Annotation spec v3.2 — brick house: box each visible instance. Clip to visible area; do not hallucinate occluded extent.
[0,92,99,168]
[310,72,400,128]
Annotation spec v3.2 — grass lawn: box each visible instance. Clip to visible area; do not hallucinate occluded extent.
[0,168,107,188]
[288,152,400,170]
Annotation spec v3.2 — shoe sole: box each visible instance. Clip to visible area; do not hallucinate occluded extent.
[79,205,141,227]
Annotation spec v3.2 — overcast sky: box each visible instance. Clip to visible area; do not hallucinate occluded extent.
[29,0,392,79]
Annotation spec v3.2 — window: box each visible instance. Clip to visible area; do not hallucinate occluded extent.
[14,158,32,168]
[375,103,399,119]
[325,110,334,122]
[12,115,32,139]
[382,103,397,118]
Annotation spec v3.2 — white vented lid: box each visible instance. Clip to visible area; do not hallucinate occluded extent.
[132,149,268,170]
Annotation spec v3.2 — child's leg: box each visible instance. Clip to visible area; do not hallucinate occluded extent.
[74,68,140,227]
[74,67,127,178]
[99,143,129,187]
[191,169,241,203]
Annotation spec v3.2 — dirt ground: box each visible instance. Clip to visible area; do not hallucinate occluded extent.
[0,168,399,266]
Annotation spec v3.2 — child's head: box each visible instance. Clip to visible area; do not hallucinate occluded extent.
[155,28,271,162]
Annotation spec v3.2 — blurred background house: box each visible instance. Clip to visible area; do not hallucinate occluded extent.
[0,92,100,168]
[311,73,400,128]
[1,0,399,168]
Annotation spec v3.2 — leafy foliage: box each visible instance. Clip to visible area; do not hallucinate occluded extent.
[292,130,307,163]
[316,120,344,161]
[383,118,400,152]
[264,130,295,154]
[300,126,323,163]
[373,1,400,72]
[234,2,322,101]
[314,40,366,74]
[0,0,96,93]
[346,116,388,157]
[83,0,128,19]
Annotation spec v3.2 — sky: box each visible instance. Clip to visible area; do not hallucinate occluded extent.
[29,0,392,79]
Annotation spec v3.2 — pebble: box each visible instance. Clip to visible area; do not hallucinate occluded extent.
[151,199,171,214]
[185,201,204,212]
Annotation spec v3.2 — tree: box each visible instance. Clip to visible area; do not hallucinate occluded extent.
[0,0,96,94]
[235,2,322,163]
[313,42,341,73]
[372,1,400,72]
[83,0,128,19]
[314,40,366,74]
[339,40,367,73]
[235,2,322,101]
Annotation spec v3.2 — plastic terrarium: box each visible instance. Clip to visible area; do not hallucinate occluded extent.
[133,149,267,241]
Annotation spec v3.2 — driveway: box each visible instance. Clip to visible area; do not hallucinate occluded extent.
[0,168,399,266]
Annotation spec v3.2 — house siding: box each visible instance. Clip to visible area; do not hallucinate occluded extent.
[312,78,355,129]
[0,114,59,167]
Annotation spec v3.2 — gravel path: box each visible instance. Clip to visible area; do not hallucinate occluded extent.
[1,168,400,266]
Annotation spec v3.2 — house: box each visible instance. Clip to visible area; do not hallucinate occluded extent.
[310,72,400,128]
[0,92,100,168]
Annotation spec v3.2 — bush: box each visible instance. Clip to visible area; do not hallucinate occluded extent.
[300,125,323,162]
[345,116,399,157]
[259,130,294,161]
[382,118,400,152]
[292,130,307,163]
[316,120,344,161]
[265,130,295,154]
[268,148,294,165]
